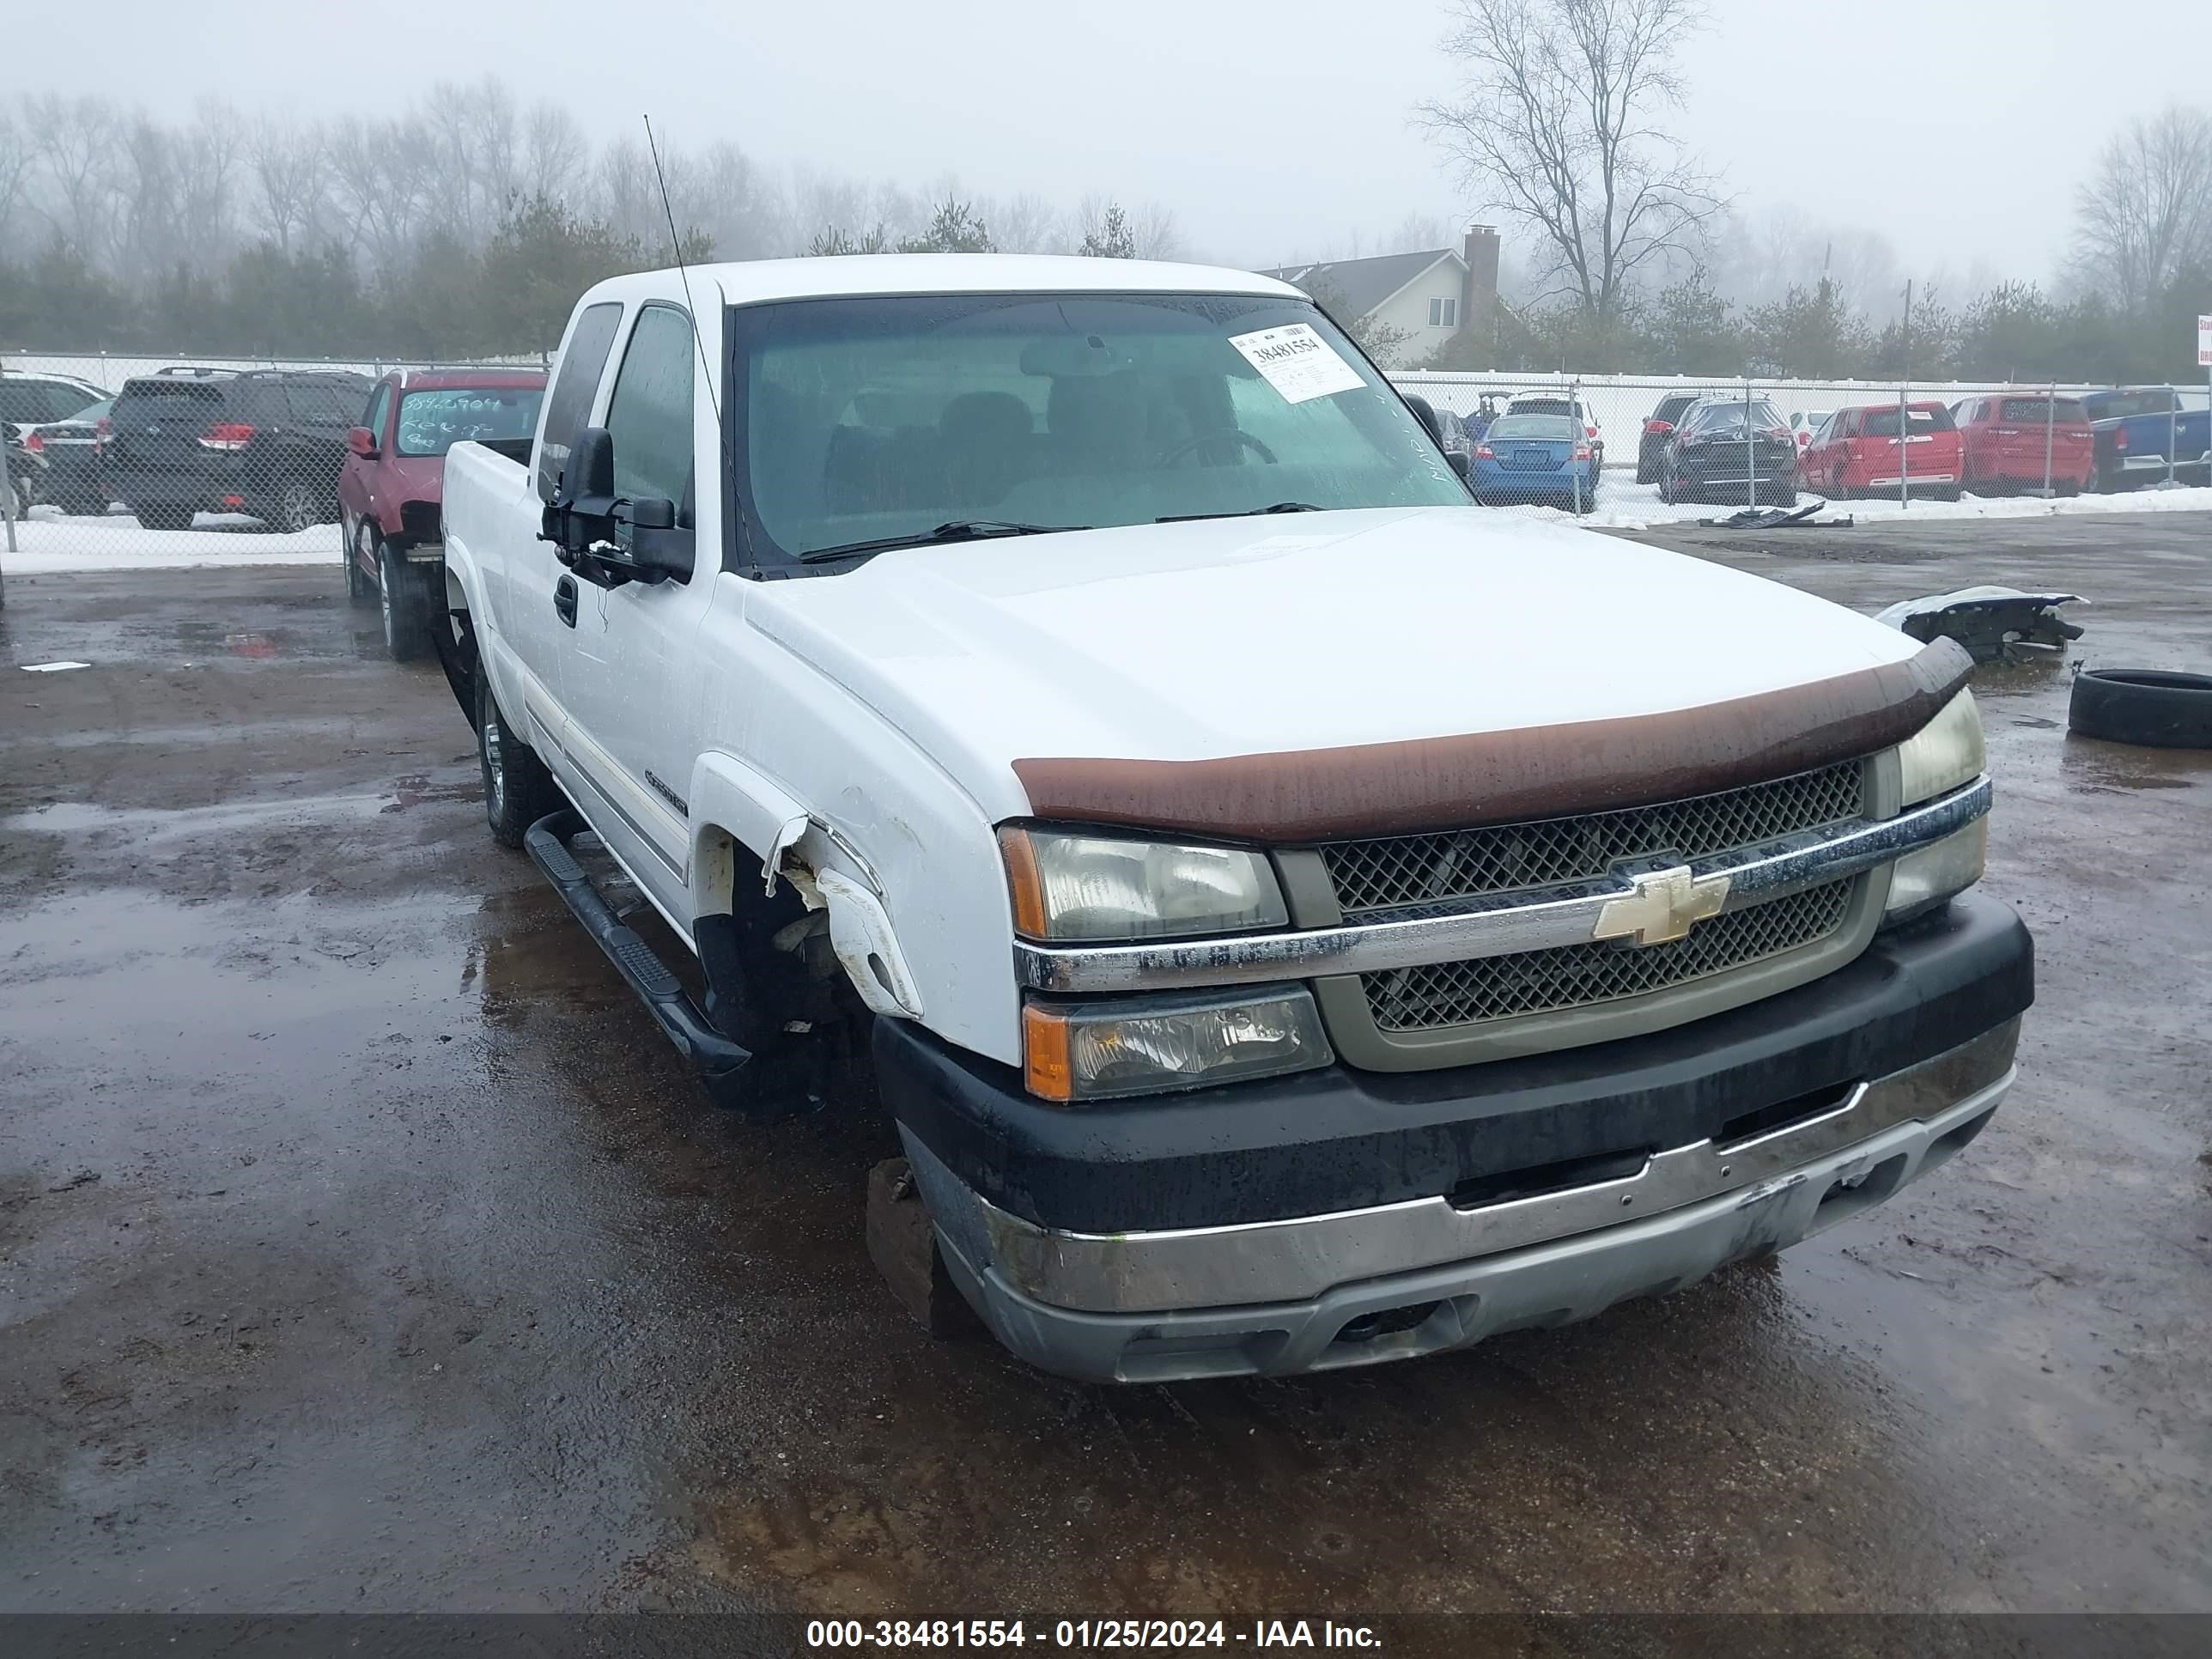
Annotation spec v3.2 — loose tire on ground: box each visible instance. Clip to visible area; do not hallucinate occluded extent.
[477,674,561,848]
[2068,667,2212,749]
[379,541,434,661]
[134,505,193,531]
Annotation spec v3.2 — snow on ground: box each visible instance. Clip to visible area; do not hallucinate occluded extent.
[0,505,337,574]
[1502,477,2212,531]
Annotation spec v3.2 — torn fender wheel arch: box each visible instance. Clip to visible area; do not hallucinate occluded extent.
[687,752,809,898]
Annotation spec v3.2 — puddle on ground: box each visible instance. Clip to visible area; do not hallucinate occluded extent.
[2058,736,2209,794]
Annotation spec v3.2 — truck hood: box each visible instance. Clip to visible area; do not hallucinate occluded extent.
[749,507,1923,826]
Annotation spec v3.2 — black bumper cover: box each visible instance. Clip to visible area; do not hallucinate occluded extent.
[876,893,2033,1235]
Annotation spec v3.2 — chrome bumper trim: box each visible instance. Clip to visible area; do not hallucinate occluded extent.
[974,1018,2019,1314]
[1014,777,1991,996]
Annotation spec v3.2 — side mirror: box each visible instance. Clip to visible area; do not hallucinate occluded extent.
[346,426,377,459]
[1447,450,1472,482]
[1404,393,1443,447]
[541,427,618,556]
[613,495,696,583]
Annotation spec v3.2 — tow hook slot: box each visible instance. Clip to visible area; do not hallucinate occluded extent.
[525,810,757,1110]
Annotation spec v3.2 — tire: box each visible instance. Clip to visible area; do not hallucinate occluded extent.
[134,505,193,531]
[378,541,434,661]
[1634,459,1655,485]
[1767,485,1799,509]
[1936,484,1961,502]
[477,673,561,848]
[6,477,28,521]
[2068,668,2212,750]
[267,477,324,533]
[346,518,375,605]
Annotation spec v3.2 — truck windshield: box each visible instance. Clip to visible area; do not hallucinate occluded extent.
[731,292,1467,562]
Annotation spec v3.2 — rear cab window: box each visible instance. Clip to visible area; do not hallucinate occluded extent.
[538,302,626,501]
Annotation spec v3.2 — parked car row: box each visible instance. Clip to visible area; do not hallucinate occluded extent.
[1625,383,2209,505]
[0,364,549,554]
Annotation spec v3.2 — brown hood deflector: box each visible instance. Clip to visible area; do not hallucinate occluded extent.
[1012,636,1975,842]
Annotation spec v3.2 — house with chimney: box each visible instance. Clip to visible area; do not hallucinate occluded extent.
[1261,225,1501,368]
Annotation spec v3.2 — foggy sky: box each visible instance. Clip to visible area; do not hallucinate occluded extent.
[17,0,2212,281]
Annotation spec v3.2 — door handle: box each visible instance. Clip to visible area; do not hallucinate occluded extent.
[555,574,578,628]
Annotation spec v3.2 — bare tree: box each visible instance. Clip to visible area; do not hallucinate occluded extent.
[2070,106,2212,313]
[1420,0,1724,320]
[1129,200,1181,260]
[251,117,328,252]
[325,113,430,276]
[0,115,35,256]
[520,103,587,204]
[26,94,120,259]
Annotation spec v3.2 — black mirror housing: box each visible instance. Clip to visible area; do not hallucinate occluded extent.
[1447,449,1472,482]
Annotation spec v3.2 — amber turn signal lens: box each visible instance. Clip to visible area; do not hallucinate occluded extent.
[998,826,1048,939]
[1022,1002,1075,1102]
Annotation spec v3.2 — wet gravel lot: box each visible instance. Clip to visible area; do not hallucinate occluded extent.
[1,514,2207,1617]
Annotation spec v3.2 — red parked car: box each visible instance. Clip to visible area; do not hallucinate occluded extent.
[1798,402,1964,501]
[1954,393,2096,495]
[340,368,546,660]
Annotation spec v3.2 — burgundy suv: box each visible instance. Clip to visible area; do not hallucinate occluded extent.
[340,368,546,660]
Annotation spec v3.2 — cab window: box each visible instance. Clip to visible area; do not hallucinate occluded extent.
[537,301,625,501]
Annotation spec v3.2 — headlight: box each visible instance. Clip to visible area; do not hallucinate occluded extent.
[1884,819,1987,922]
[999,826,1288,942]
[1897,690,1985,805]
[1022,987,1332,1102]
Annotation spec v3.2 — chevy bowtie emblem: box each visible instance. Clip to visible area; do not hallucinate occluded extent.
[1592,866,1732,946]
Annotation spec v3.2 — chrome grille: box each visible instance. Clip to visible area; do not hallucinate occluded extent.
[1364,879,1856,1032]
[1322,760,1864,917]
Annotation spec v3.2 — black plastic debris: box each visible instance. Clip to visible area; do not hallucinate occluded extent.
[1875,586,2085,662]
[1696,500,1852,529]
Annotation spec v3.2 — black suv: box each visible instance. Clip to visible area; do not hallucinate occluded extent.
[106,368,371,532]
[1634,391,1702,483]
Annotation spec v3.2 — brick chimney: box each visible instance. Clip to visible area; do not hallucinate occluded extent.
[1461,224,1500,360]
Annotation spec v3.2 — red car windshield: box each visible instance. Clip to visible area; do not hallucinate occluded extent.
[395,388,545,458]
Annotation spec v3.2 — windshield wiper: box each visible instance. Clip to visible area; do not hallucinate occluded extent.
[796,520,1088,563]
[1155,501,1322,523]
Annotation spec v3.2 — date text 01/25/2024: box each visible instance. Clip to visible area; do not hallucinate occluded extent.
[805,1620,1384,1650]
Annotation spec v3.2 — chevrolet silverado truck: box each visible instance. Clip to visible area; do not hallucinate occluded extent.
[435,255,2032,1383]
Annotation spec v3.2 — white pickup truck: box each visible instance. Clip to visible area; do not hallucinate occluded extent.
[436,254,2031,1383]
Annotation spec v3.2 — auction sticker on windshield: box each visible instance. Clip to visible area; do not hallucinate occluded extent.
[1229,323,1365,405]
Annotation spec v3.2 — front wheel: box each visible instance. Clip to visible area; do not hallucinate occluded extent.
[477,675,560,850]
[134,505,194,531]
[379,542,434,661]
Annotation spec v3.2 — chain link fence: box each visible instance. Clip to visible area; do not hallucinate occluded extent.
[0,351,547,590]
[3,349,2204,580]
[1391,369,2197,526]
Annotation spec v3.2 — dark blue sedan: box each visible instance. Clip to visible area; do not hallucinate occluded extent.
[1467,414,1601,512]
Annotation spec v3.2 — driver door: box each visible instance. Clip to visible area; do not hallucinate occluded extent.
[554,301,710,923]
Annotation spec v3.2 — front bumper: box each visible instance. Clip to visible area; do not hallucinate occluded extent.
[880,893,2031,1382]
